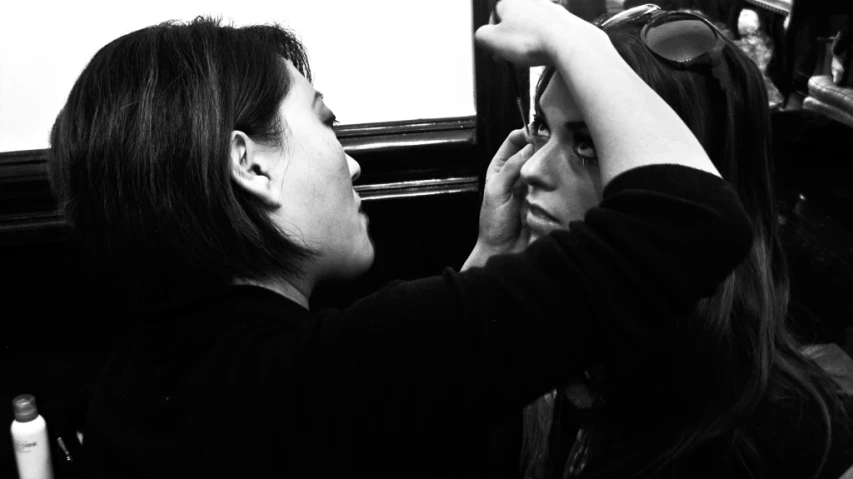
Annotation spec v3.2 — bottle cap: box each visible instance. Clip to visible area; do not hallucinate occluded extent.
[12,394,38,423]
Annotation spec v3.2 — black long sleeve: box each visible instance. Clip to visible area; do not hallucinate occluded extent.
[83,165,752,479]
[311,164,751,420]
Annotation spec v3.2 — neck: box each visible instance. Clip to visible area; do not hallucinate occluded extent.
[234,277,311,310]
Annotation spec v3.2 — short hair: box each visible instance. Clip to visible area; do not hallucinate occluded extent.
[49,16,316,304]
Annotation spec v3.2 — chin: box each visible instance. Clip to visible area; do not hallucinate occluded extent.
[354,243,375,277]
[343,239,376,280]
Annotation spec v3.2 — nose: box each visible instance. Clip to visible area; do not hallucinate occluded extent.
[520,144,556,191]
[347,154,361,182]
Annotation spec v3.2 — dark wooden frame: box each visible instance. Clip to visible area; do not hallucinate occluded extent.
[0,0,526,246]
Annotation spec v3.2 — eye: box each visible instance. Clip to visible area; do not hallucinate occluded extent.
[571,136,598,166]
[574,138,596,159]
[530,114,550,138]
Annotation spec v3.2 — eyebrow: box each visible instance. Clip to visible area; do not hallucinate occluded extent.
[536,108,587,131]
[565,120,588,132]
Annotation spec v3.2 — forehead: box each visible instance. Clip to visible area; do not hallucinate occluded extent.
[539,73,582,123]
[283,60,315,103]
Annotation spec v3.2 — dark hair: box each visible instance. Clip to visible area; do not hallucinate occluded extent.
[522,15,851,479]
[49,17,315,306]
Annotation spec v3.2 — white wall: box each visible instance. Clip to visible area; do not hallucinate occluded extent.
[0,0,474,152]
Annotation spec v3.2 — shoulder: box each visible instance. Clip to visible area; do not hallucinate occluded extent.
[105,285,316,386]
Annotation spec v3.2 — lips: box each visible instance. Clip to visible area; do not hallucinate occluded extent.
[354,194,368,225]
[354,191,364,212]
[524,201,563,235]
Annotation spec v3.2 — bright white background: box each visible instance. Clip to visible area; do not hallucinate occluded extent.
[0,0,475,152]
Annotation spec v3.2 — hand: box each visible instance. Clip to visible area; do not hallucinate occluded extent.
[462,129,533,271]
[475,0,579,67]
[831,56,846,85]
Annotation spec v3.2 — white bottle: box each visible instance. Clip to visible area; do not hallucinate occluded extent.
[10,394,54,479]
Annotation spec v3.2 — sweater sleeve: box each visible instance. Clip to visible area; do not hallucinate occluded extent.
[311,164,752,423]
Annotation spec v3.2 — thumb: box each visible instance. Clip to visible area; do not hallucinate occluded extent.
[475,24,509,58]
[493,144,533,196]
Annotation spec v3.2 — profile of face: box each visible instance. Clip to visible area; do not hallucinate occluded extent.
[521,72,603,244]
[231,61,374,289]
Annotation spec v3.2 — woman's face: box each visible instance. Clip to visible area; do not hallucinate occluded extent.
[521,72,603,244]
[269,62,374,284]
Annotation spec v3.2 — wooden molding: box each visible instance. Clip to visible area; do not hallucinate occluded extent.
[0,116,478,241]
[356,176,479,201]
[0,0,523,241]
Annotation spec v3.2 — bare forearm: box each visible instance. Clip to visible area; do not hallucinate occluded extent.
[544,17,720,186]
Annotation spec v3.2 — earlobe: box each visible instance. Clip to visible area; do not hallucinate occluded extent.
[229,131,281,207]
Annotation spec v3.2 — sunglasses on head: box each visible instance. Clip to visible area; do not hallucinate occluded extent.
[598,4,733,92]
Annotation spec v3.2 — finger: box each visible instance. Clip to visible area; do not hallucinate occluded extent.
[493,128,529,163]
[476,22,506,68]
[494,143,533,193]
[474,24,514,60]
[511,172,527,199]
[487,129,528,181]
[489,2,500,25]
[491,0,502,24]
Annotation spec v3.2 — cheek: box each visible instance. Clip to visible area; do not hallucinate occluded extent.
[301,136,352,197]
[282,143,351,227]
[555,165,601,222]
[575,167,602,212]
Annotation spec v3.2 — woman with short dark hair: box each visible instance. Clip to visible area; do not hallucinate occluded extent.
[50,7,752,478]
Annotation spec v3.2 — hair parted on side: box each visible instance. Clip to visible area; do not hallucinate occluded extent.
[49,16,316,304]
[521,13,852,479]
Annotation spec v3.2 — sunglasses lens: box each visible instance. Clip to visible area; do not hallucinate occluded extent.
[644,19,717,63]
[600,4,659,28]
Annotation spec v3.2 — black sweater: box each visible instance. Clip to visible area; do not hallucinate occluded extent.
[83,165,752,479]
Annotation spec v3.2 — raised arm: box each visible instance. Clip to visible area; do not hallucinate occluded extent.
[309,0,754,450]
[475,0,719,187]
[317,167,752,424]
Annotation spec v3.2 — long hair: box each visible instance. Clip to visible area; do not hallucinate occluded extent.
[49,17,316,308]
[521,15,851,479]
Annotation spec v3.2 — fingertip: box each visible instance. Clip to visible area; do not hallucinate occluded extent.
[508,128,528,147]
[474,24,493,45]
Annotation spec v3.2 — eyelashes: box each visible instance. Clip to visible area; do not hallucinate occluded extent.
[529,113,599,166]
[570,149,597,167]
[572,136,597,166]
[530,113,546,136]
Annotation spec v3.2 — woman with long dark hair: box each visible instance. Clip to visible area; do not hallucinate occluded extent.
[515,4,853,478]
[49,4,753,478]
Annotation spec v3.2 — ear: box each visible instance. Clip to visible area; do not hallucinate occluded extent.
[229,131,282,207]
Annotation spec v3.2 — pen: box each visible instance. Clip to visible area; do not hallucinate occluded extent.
[506,63,531,138]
